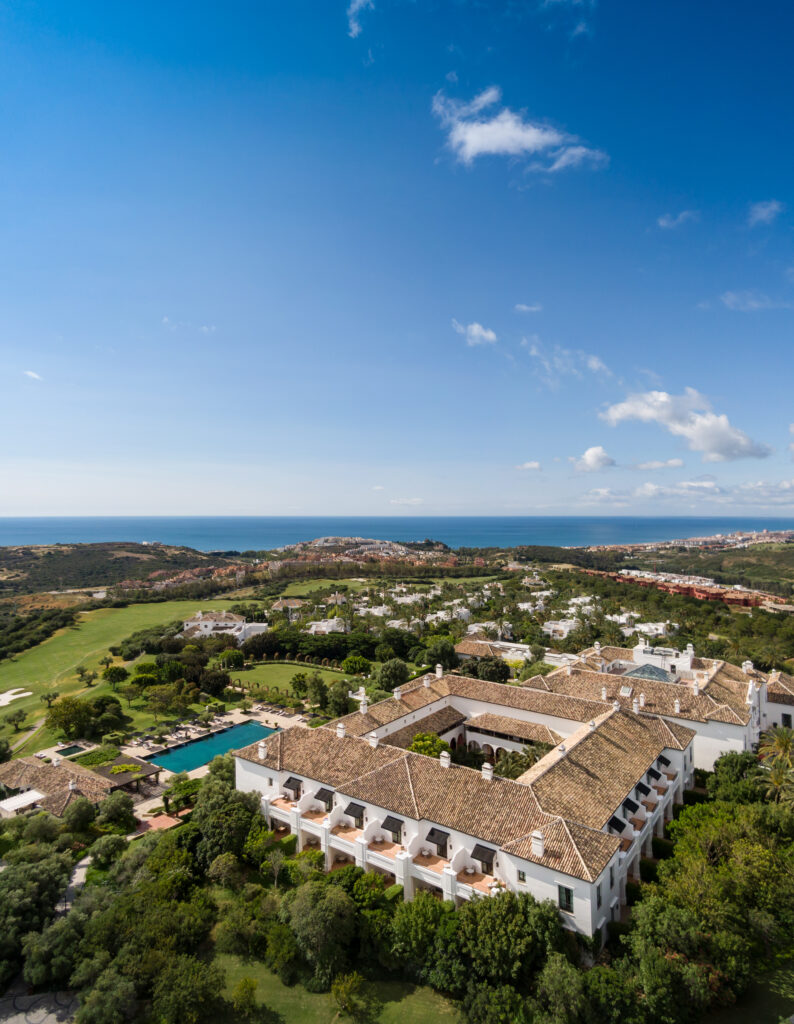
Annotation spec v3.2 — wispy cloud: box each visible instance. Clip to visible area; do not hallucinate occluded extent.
[23,370,42,381]
[515,302,542,313]
[372,485,385,491]
[657,210,698,230]
[516,460,541,471]
[569,445,615,472]
[720,290,791,312]
[452,318,497,346]
[748,199,784,227]
[199,324,216,335]
[347,0,373,38]
[601,387,770,462]
[390,497,424,506]
[584,476,794,509]
[633,458,684,470]
[432,87,607,172]
[524,337,611,388]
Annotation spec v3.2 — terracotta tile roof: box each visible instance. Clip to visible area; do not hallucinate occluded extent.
[517,710,694,830]
[768,671,794,707]
[465,714,561,746]
[543,665,751,726]
[235,725,619,882]
[455,638,502,658]
[0,756,114,816]
[382,706,467,749]
[331,674,612,740]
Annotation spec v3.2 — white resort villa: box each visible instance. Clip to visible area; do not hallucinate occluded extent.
[234,640,794,941]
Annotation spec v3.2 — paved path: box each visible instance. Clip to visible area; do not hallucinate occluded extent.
[0,985,77,1024]
[55,856,91,916]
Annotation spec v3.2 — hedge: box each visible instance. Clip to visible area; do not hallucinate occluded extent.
[639,858,658,883]
[652,836,675,859]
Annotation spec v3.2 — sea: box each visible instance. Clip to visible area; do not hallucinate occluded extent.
[1,516,793,552]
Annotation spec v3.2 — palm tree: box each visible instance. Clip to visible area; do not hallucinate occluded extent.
[758,761,792,803]
[493,743,552,779]
[759,726,794,770]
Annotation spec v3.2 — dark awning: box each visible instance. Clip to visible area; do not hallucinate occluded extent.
[382,815,403,833]
[284,777,302,792]
[345,802,365,818]
[658,754,671,767]
[471,843,496,866]
[426,827,450,847]
[607,815,626,833]
[623,797,639,814]
[636,781,650,796]
[315,787,334,804]
[647,767,661,781]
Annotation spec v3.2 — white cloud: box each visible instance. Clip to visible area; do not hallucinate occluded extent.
[657,210,698,229]
[601,387,770,462]
[634,458,684,470]
[390,497,424,506]
[199,324,216,334]
[432,87,607,173]
[720,290,791,312]
[23,370,42,381]
[748,199,784,227]
[516,461,541,471]
[446,71,458,84]
[569,445,616,472]
[515,302,542,313]
[584,475,794,510]
[372,485,385,491]
[580,487,629,508]
[452,318,497,346]
[525,338,611,387]
[347,0,373,38]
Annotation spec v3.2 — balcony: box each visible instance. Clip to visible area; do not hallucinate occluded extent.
[331,822,363,841]
[456,866,496,894]
[629,815,645,831]
[271,797,294,812]
[413,850,449,875]
[301,807,328,823]
[367,837,403,860]
[640,797,657,812]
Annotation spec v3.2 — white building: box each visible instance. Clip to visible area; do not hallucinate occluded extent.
[542,619,579,639]
[181,610,268,646]
[306,619,348,635]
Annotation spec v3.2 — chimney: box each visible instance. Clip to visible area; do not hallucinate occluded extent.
[68,779,77,791]
[336,721,346,739]
[612,700,620,711]
[589,720,596,730]
[368,732,379,748]
[423,677,431,688]
[360,698,369,714]
[686,643,694,655]
[674,698,681,713]
[436,663,443,678]
[257,741,267,759]
[692,680,700,696]
[393,687,402,700]
[601,685,608,701]
[632,697,639,714]
[481,762,494,781]
[52,756,61,767]
[558,743,566,754]
[639,692,646,708]
[531,829,544,857]
[742,660,754,675]
[594,641,601,654]
[439,750,451,768]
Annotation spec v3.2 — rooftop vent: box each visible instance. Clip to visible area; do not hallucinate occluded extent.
[360,698,369,714]
[639,692,646,707]
[531,829,544,857]
[601,686,608,701]
[336,722,346,739]
[393,687,402,700]
[481,762,494,781]
[632,697,640,714]
[589,720,596,730]
[674,698,681,713]
[436,663,444,678]
[257,741,267,759]
[439,750,451,768]
[613,699,621,711]
[368,732,379,749]
[423,677,431,688]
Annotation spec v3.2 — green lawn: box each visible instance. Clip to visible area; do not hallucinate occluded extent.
[0,597,240,749]
[705,961,794,1024]
[216,953,456,1023]
[239,662,349,694]
[278,578,372,598]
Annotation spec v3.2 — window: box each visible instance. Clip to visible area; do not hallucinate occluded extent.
[558,886,574,914]
[783,714,792,729]
[518,870,526,883]
[596,883,602,908]
[609,865,614,889]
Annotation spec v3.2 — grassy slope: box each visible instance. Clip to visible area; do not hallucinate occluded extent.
[239,663,347,691]
[217,954,456,1023]
[0,598,239,748]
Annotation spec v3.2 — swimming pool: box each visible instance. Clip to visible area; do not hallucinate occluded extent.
[59,745,86,757]
[146,721,277,774]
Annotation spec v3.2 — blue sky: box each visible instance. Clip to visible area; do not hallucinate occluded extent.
[1,0,793,516]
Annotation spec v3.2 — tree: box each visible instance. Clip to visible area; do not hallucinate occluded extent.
[331,972,383,1022]
[471,656,510,683]
[706,751,765,803]
[493,746,550,779]
[74,967,137,1024]
[326,680,351,719]
[4,708,26,732]
[759,725,794,769]
[759,761,793,803]
[90,834,128,869]
[0,737,10,763]
[64,796,96,833]
[152,954,225,1024]
[120,682,142,708]
[208,851,243,888]
[289,881,358,988]
[40,690,60,708]
[306,674,328,709]
[425,637,458,670]
[231,977,259,1021]
[96,791,136,832]
[46,696,92,740]
[342,655,371,676]
[408,732,451,759]
[146,684,178,721]
[265,847,285,888]
[218,649,245,671]
[376,658,409,692]
[290,671,309,698]
[102,665,129,690]
[25,811,60,843]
